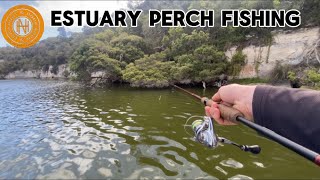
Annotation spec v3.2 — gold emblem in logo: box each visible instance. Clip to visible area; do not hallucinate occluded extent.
[1,5,44,48]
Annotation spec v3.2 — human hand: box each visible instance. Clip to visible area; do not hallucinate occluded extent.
[205,84,256,125]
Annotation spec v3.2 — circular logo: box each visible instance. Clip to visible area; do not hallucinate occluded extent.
[1,5,44,48]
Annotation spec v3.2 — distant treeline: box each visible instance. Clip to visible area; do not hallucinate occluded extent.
[0,0,319,87]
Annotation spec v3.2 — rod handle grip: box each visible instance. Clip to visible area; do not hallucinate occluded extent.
[201,97,244,123]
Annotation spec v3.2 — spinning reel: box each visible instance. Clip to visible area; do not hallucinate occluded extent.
[186,116,261,154]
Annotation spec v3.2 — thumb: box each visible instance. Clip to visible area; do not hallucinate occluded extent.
[212,84,238,104]
[212,91,221,102]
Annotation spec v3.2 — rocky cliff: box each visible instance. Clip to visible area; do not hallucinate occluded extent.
[5,27,319,81]
[226,27,320,78]
[5,64,71,79]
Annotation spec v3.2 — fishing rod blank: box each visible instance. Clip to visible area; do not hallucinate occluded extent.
[173,85,320,166]
[237,116,320,165]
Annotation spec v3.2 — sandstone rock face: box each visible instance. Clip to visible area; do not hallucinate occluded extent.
[226,27,320,78]
[5,65,108,80]
[91,71,106,78]
[5,27,320,80]
[5,64,71,79]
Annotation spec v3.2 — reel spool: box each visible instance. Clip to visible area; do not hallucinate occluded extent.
[185,116,261,154]
[191,116,218,148]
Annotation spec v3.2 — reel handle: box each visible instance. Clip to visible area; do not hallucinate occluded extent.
[201,97,244,123]
[241,145,261,154]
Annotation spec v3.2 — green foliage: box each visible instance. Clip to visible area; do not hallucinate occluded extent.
[229,51,246,76]
[122,53,174,88]
[109,33,147,63]
[241,0,274,9]
[62,70,70,78]
[287,70,302,88]
[164,29,210,58]
[70,39,122,82]
[231,51,246,65]
[301,0,320,26]
[0,60,21,76]
[269,62,292,82]
[0,36,74,74]
[160,29,229,84]
[307,69,320,86]
[93,29,115,42]
[287,71,297,82]
[273,0,280,8]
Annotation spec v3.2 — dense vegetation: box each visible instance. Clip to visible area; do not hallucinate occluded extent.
[0,0,319,87]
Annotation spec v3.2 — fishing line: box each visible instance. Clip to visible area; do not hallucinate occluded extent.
[183,116,203,137]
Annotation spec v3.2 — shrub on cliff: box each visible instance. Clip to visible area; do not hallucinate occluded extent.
[307,69,320,86]
[269,61,292,83]
[70,39,123,82]
[287,71,301,88]
[122,53,174,88]
[163,28,210,59]
[109,33,147,63]
[228,50,246,76]
[173,45,227,83]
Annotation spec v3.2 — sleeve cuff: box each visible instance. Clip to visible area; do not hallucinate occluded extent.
[252,85,272,126]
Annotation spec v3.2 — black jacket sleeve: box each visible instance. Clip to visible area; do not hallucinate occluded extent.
[252,85,320,153]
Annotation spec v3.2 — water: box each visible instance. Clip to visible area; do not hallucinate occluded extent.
[0,79,319,179]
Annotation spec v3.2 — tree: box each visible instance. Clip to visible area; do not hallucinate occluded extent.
[110,33,147,63]
[57,27,67,38]
[229,50,246,76]
[70,39,123,82]
[122,53,174,88]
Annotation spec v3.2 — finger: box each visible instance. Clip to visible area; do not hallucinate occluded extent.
[205,106,211,117]
[211,101,218,108]
[212,84,239,104]
[221,101,233,107]
[212,106,237,125]
[212,92,221,102]
[210,106,225,125]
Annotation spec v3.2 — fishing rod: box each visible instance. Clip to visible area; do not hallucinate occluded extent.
[173,85,320,166]
[177,85,261,154]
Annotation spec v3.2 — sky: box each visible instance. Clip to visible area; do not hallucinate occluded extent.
[0,1,128,47]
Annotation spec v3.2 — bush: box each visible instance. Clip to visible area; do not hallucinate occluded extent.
[307,69,320,86]
[229,50,246,76]
[62,70,70,78]
[269,61,291,83]
[287,71,301,88]
[122,53,174,88]
[172,45,228,83]
[70,39,122,82]
[287,71,297,81]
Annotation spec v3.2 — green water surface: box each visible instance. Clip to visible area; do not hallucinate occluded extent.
[0,80,319,179]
